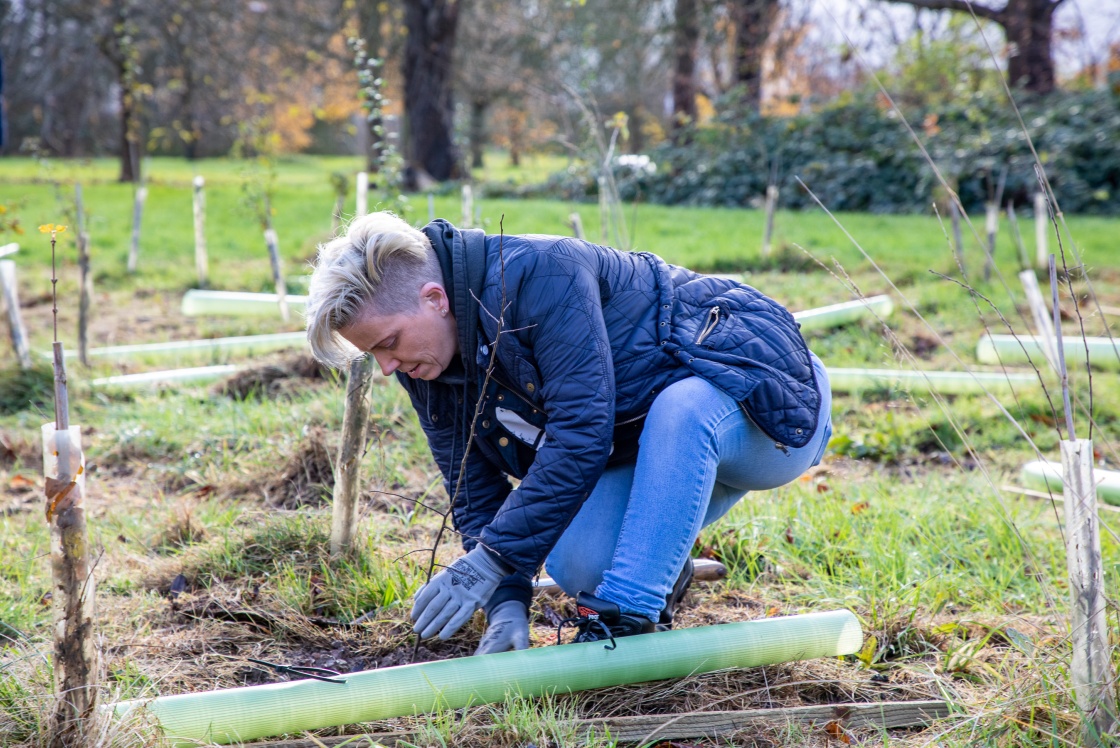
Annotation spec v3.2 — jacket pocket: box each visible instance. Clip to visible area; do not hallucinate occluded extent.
[695,306,726,346]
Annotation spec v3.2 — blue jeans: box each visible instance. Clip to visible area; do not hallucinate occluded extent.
[545,353,833,620]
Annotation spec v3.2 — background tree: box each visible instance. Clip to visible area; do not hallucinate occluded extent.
[402,0,462,184]
[879,0,1068,94]
[729,0,782,111]
[672,0,701,138]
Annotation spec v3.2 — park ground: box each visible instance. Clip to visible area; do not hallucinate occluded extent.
[1,155,1119,746]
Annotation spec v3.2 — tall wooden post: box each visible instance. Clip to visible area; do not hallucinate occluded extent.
[949,200,965,274]
[461,184,474,228]
[568,212,585,241]
[127,186,147,274]
[1007,204,1029,270]
[983,202,998,282]
[263,217,289,323]
[193,176,208,288]
[356,172,369,218]
[77,233,92,369]
[762,184,779,257]
[0,260,32,369]
[330,356,376,557]
[1034,192,1049,269]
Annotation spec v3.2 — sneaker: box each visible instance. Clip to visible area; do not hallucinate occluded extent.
[657,557,695,631]
[559,592,656,649]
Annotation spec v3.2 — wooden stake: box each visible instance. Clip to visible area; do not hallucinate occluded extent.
[461,184,473,228]
[1035,192,1048,269]
[983,202,998,282]
[1061,439,1119,743]
[0,260,32,369]
[568,212,585,240]
[330,355,376,557]
[127,185,147,274]
[1007,203,1029,270]
[1019,269,1058,374]
[263,225,289,323]
[193,176,208,288]
[77,231,92,369]
[356,172,369,218]
[44,344,98,746]
[949,200,964,273]
[762,184,779,257]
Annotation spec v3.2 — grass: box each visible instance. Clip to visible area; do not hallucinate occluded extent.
[1,153,1119,746]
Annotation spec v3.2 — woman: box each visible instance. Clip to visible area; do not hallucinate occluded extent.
[306,211,832,653]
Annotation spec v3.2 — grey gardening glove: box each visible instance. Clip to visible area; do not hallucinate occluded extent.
[411,546,512,640]
[474,600,530,655]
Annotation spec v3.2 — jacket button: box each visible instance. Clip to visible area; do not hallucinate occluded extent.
[432,414,439,422]
[663,304,669,309]
[796,428,803,434]
[526,382,535,393]
[497,394,504,401]
[482,420,490,428]
[499,437,509,447]
[660,321,666,326]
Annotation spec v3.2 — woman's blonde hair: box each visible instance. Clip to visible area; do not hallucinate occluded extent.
[305,211,442,368]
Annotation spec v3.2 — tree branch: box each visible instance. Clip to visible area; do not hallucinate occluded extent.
[878,0,1004,23]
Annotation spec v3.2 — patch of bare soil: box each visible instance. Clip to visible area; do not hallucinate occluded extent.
[215,353,333,400]
[263,428,335,508]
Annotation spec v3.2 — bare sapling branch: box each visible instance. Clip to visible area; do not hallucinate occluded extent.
[1049,256,1075,441]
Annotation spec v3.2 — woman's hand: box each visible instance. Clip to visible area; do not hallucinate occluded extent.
[474,600,530,655]
[411,546,511,640]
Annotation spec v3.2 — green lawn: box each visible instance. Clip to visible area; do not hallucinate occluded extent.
[1,155,1118,746]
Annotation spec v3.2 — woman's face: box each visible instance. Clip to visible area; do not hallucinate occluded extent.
[338,283,459,380]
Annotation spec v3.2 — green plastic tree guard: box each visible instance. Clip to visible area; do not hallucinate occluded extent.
[977,334,1120,372]
[1020,460,1120,507]
[826,367,1036,395]
[793,295,893,331]
[114,610,862,746]
[181,290,308,317]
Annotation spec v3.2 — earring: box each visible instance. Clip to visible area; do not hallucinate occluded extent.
[441,308,448,317]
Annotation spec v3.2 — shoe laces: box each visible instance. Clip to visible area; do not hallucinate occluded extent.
[556,610,618,650]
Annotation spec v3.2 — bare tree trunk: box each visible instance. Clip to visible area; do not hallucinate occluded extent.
[403,0,462,182]
[1003,0,1058,94]
[117,72,137,184]
[880,0,1062,95]
[469,98,487,169]
[730,0,780,112]
[672,0,700,138]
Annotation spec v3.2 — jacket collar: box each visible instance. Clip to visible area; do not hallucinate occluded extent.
[422,219,488,384]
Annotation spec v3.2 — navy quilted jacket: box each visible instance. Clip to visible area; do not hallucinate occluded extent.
[396,221,820,576]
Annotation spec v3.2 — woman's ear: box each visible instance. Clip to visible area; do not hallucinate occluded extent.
[419,281,448,313]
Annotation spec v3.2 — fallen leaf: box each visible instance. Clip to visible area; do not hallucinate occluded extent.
[816,482,831,493]
[784,525,795,544]
[766,606,780,617]
[851,501,871,515]
[824,720,851,743]
[8,474,35,489]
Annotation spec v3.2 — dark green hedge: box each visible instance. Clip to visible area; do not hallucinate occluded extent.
[562,89,1120,215]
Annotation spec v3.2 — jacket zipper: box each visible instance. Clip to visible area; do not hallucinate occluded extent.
[695,306,721,345]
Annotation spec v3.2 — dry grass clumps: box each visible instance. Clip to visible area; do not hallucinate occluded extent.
[215,353,334,400]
